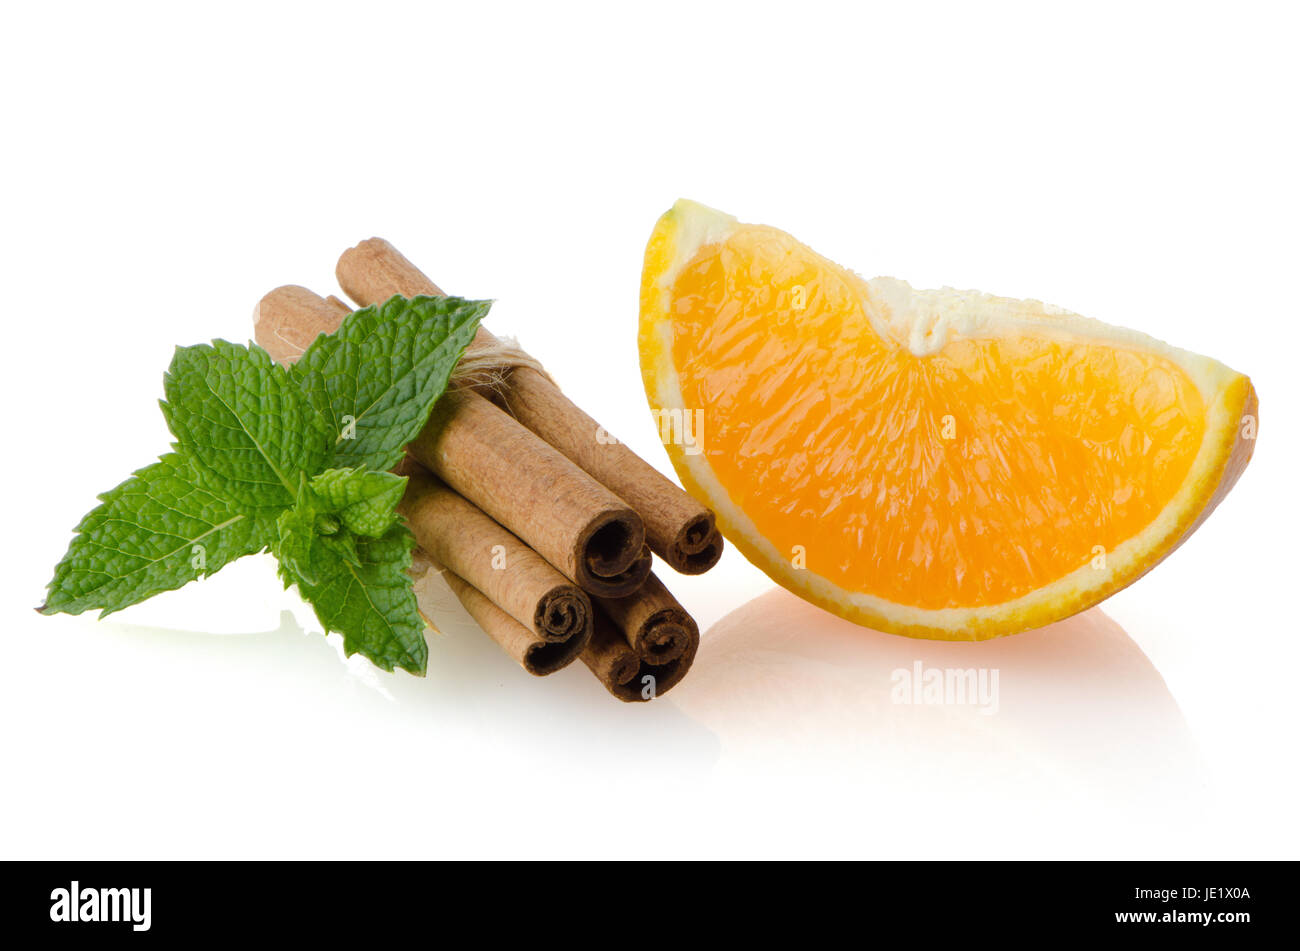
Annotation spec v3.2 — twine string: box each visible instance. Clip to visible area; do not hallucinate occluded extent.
[450,335,556,390]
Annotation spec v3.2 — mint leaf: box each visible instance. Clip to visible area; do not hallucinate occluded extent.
[271,466,423,673]
[309,467,407,538]
[273,467,406,584]
[162,340,331,511]
[287,523,426,675]
[41,452,276,617]
[292,295,489,471]
[274,482,330,585]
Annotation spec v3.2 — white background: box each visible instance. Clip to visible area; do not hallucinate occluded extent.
[1,1,1296,859]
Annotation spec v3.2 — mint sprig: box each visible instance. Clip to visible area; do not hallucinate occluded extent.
[40,295,489,675]
[273,468,425,672]
[274,468,410,583]
[300,526,423,673]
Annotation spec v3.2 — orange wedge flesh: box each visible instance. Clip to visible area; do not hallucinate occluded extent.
[640,201,1257,639]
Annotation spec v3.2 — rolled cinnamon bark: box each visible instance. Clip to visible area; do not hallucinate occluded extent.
[335,238,725,575]
[400,464,591,645]
[607,545,653,602]
[255,285,697,697]
[251,284,347,362]
[497,376,725,573]
[410,389,648,598]
[420,553,588,676]
[582,606,697,703]
[579,614,642,698]
[253,285,649,597]
[595,571,698,667]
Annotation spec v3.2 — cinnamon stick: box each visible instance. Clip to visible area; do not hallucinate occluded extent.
[253,285,649,598]
[335,238,725,575]
[595,571,698,667]
[498,374,725,573]
[413,551,588,676]
[581,606,697,703]
[255,285,700,699]
[251,284,347,363]
[410,389,649,599]
[399,463,591,646]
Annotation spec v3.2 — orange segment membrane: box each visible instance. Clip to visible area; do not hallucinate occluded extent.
[669,227,1206,609]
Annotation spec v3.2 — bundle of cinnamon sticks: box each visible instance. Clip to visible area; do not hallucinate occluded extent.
[253,240,722,701]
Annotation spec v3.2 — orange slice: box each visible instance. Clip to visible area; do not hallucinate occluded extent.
[639,200,1257,639]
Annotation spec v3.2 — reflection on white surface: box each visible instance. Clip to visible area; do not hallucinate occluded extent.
[30,576,1210,858]
[94,577,1199,807]
[94,579,722,778]
[673,588,1200,801]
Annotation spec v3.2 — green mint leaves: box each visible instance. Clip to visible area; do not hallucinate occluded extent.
[273,469,425,674]
[162,340,332,511]
[40,452,277,617]
[41,295,489,676]
[308,467,409,538]
[274,469,410,583]
[293,294,492,472]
